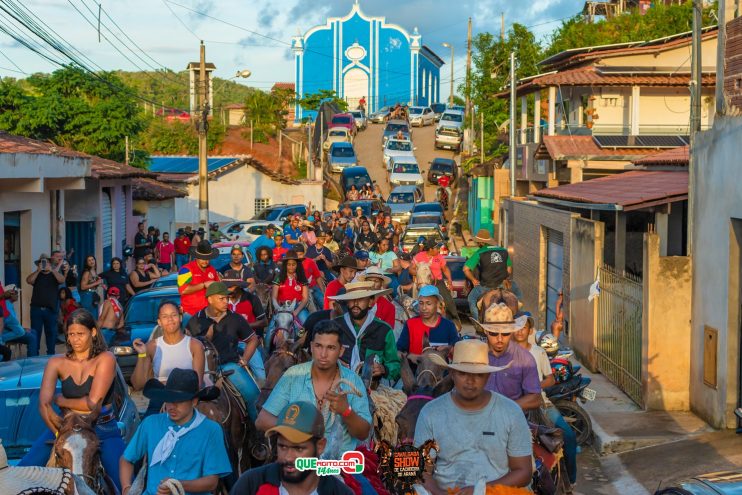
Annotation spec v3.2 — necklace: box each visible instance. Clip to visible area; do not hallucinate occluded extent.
[312,366,339,410]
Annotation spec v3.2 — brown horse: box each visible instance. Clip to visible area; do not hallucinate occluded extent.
[476,287,520,324]
[49,411,116,495]
[258,335,309,409]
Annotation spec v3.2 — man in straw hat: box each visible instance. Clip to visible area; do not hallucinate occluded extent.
[474,302,542,412]
[177,239,220,320]
[414,340,533,492]
[358,266,396,329]
[329,281,400,382]
[464,229,519,321]
[120,369,232,495]
[234,401,354,494]
[323,256,359,309]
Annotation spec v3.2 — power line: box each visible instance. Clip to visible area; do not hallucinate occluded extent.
[0,64,24,74]
[160,0,200,40]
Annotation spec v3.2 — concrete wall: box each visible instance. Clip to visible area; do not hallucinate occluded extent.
[134,199,177,238]
[691,114,742,429]
[642,233,692,411]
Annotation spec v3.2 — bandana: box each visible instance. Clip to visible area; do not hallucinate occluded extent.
[150,410,206,467]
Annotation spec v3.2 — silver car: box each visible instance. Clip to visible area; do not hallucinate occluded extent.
[349,110,367,131]
[435,109,465,151]
[409,106,435,127]
[383,138,415,170]
[387,185,424,224]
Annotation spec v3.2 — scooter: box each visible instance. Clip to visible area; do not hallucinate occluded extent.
[544,349,595,446]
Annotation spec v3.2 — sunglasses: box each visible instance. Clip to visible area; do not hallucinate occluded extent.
[486,331,512,337]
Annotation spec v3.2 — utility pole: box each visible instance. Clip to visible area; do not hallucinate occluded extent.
[319,110,325,169]
[278,129,283,167]
[125,136,129,167]
[501,13,505,42]
[688,0,702,256]
[465,18,473,153]
[509,51,517,198]
[197,41,209,239]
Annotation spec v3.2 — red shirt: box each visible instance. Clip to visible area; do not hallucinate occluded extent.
[273,246,289,262]
[437,175,451,188]
[414,251,447,281]
[229,299,256,323]
[324,279,344,309]
[156,241,175,264]
[275,276,305,304]
[177,261,219,315]
[374,296,395,329]
[302,258,322,287]
[174,236,191,255]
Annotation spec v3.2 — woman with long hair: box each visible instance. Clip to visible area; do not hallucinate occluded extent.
[254,246,278,285]
[19,309,125,491]
[354,219,379,252]
[129,257,161,293]
[100,257,134,305]
[57,287,79,330]
[271,251,309,323]
[79,254,103,314]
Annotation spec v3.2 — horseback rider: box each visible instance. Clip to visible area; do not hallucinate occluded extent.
[120,369,232,495]
[324,256,359,309]
[328,281,401,382]
[358,267,396,329]
[256,320,372,461]
[223,278,267,383]
[397,285,459,370]
[410,239,461,328]
[253,245,278,285]
[177,239,220,324]
[464,229,521,321]
[131,300,206,417]
[186,282,261,421]
[19,309,125,492]
[270,250,310,323]
[415,340,533,492]
[219,244,255,291]
[233,401,354,494]
[293,243,325,312]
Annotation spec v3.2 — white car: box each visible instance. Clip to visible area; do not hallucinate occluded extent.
[408,106,435,127]
[323,126,352,151]
[389,157,424,188]
[219,221,283,242]
[383,138,416,170]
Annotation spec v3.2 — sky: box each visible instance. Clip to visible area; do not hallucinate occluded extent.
[0,0,581,100]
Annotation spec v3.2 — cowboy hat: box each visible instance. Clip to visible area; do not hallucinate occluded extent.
[143,368,214,403]
[472,302,529,334]
[0,439,74,495]
[189,240,219,260]
[428,340,510,374]
[328,281,390,301]
[279,250,300,263]
[473,229,497,245]
[333,255,359,271]
[33,253,51,265]
[359,266,391,287]
[222,278,248,290]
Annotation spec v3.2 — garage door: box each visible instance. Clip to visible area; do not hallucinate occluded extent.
[101,189,112,268]
[545,229,563,332]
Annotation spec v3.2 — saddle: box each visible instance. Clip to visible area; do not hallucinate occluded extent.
[220,373,249,421]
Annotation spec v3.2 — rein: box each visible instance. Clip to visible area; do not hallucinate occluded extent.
[416,368,441,388]
[407,394,434,401]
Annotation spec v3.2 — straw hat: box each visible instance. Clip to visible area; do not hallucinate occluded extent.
[473,229,497,245]
[0,440,74,495]
[328,280,390,301]
[358,266,391,287]
[472,302,529,334]
[428,340,510,374]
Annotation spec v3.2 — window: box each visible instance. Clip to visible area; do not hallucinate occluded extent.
[255,198,271,213]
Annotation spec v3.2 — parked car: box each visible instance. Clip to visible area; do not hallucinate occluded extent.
[220,221,284,242]
[330,113,356,136]
[431,103,447,122]
[383,138,416,170]
[251,204,307,223]
[410,211,446,229]
[427,157,458,184]
[382,119,412,147]
[654,471,742,495]
[211,241,255,271]
[0,356,141,462]
[389,158,424,188]
[152,273,177,288]
[398,223,448,255]
[323,126,352,151]
[412,202,445,215]
[435,110,465,151]
[447,104,466,113]
[349,110,367,131]
[408,106,436,127]
[387,185,424,224]
[446,255,472,312]
[369,106,391,123]
[342,200,391,217]
[110,285,181,381]
[327,142,359,173]
[340,166,373,199]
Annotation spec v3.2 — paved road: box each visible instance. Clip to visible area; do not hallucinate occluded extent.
[349,120,459,200]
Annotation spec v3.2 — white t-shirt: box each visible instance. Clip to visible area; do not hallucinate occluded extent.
[528,344,553,405]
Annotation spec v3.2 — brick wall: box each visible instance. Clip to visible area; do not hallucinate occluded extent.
[510,200,575,330]
[725,15,742,111]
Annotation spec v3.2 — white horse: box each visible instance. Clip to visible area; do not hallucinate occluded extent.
[412,261,434,297]
[265,301,300,353]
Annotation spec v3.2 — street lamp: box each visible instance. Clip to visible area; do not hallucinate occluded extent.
[442,42,454,106]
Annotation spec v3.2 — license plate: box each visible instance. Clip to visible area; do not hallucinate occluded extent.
[581,388,597,401]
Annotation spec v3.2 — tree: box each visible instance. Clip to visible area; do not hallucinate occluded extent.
[297,89,348,113]
[138,118,225,155]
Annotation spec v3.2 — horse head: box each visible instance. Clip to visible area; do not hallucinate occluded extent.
[259,336,308,408]
[415,262,434,287]
[51,410,102,489]
[477,287,519,323]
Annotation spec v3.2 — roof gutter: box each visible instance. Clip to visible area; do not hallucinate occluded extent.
[529,195,623,211]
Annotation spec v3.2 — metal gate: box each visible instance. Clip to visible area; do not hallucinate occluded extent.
[596,263,644,407]
[545,229,564,331]
[65,221,95,273]
[101,189,112,269]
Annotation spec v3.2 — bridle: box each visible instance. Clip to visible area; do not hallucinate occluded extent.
[55,425,104,494]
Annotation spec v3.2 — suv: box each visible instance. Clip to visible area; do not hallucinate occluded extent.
[340,166,373,198]
[327,142,359,173]
[389,158,424,189]
[435,110,465,151]
[330,113,356,135]
[431,103,447,122]
[387,185,423,224]
[383,138,415,170]
[408,106,435,127]
[221,221,284,242]
[252,204,307,223]
[382,119,412,147]
[427,157,458,184]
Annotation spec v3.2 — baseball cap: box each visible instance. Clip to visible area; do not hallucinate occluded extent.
[266,401,325,443]
[418,284,443,300]
[107,286,120,297]
[230,244,243,254]
[205,281,229,298]
[354,250,369,261]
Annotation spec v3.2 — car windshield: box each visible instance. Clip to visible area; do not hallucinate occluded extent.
[409,107,423,115]
[441,113,463,122]
[431,161,454,172]
[344,173,371,190]
[402,230,443,245]
[387,141,412,151]
[386,123,409,132]
[329,130,347,136]
[253,207,281,221]
[347,203,371,215]
[431,103,446,113]
[332,116,352,124]
[125,294,180,324]
[412,215,441,225]
[389,193,414,204]
[393,163,419,174]
[332,146,355,157]
[413,203,443,213]
[350,111,362,118]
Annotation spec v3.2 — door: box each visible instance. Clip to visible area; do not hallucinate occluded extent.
[343,68,369,111]
[101,189,113,269]
[65,221,96,274]
[545,229,564,333]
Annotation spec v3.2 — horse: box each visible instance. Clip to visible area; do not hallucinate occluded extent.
[49,410,117,495]
[475,286,521,324]
[257,335,309,409]
[412,261,434,297]
[264,301,303,355]
[254,283,273,320]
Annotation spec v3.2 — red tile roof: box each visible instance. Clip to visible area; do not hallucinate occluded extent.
[534,170,688,211]
[132,178,187,201]
[272,82,295,91]
[542,135,655,161]
[0,132,87,159]
[88,155,154,180]
[633,145,689,166]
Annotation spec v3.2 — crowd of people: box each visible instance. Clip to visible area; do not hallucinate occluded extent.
[2,199,579,495]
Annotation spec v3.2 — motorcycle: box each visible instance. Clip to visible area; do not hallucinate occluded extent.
[436,187,449,210]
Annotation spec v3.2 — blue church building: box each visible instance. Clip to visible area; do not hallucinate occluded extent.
[291,1,444,122]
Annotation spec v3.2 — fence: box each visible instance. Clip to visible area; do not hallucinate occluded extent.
[595,263,644,407]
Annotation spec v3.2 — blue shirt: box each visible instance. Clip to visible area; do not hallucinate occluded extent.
[249,235,276,258]
[262,361,373,459]
[485,340,542,401]
[123,413,232,495]
[282,225,302,248]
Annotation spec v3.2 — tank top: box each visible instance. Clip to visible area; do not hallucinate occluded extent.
[132,270,151,293]
[60,375,114,405]
[152,335,193,383]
